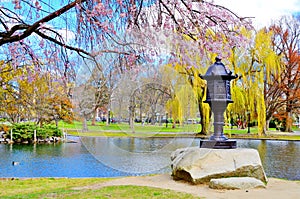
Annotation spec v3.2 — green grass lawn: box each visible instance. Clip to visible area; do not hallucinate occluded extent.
[0,178,201,199]
[59,121,199,134]
[59,121,300,140]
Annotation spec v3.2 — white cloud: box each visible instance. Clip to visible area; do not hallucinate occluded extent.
[57,28,76,43]
[214,0,300,28]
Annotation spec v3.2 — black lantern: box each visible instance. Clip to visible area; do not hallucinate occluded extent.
[199,57,237,149]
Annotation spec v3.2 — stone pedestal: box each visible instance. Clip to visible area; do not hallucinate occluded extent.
[200,140,237,149]
[171,147,267,186]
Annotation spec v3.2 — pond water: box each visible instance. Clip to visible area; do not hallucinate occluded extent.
[0,136,299,180]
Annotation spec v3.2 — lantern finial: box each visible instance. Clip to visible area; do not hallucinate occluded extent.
[215,57,221,62]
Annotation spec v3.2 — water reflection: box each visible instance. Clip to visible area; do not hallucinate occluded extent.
[237,140,300,180]
[0,137,299,180]
[80,136,196,174]
[261,140,300,180]
[0,139,130,178]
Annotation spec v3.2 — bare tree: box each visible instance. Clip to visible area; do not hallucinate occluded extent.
[269,16,300,132]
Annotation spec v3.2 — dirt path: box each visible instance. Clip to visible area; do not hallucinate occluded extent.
[74,174,300,199]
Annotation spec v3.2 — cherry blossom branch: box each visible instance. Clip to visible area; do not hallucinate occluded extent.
[0,0,86,46]
[34,29,91,58]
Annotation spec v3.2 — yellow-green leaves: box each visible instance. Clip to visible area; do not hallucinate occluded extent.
[229,28,281,135]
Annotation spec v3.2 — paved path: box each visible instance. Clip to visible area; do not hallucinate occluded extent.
[268,130,300,136]
[73,174,300,199]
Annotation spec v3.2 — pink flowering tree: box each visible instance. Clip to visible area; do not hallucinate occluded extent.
[0,0,252,81]
[0,0,253,128]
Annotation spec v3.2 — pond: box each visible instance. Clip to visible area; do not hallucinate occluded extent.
[0,136,299,180]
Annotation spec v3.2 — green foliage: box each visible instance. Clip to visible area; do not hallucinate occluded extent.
[0,118,7,122]
[11,123,35,141]
[37,124,63,139]
[8,123,62,143]
[228,29,281,136]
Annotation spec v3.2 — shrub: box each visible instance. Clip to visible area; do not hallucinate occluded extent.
[9,123,63,143]
[11,123,35,142]
[42,124,63,137]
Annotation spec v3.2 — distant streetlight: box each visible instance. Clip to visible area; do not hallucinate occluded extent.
[165,112,168,128]
[247,111,251,134]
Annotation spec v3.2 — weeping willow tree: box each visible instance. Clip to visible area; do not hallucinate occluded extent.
[161,28,281,136]
[160,24,252,134]
[162,49,231,134]
[189,67,211,135]
[229,29,281,136]
[227,85,246,125]
[165,85,198,127]
[162,63,198,128]
[161,32,218,134]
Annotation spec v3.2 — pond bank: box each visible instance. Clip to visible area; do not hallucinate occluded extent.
[1,174,299,199]
[75,174,300,199]
[66,130,300,141]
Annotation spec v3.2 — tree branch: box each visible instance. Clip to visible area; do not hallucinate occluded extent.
[0,0,87,46]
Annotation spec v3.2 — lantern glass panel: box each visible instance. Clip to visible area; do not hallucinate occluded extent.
[213,80,226,100]
[226,80,231,100]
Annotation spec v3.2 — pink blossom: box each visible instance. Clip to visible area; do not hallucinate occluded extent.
[39,40,44,48]
[14,4,21,9]
[12,0,21,9]
[120,13,126,18]
[117,0,123,6]
[35,1,41,11]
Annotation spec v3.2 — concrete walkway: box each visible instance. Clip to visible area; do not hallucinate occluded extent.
[74,174,300,199]
[268,130,300,136]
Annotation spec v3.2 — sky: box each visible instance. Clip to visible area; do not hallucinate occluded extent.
[214,0,300,28]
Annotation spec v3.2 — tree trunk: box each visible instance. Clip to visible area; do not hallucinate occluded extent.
[106,110,110,126]
[198,99,209,135]
[266,117,271,131]
[139,103,143,124]
[283,100,293,132]
[258,117,267,136]
[285,111,293,132]
[150,106,156,125]
[129,97,135,133]
[55,119,58,127]
[91,108,97,126]
[130,117,135,133]
[82,116,88,132]
[159,115,162,126]
[151,114,155,125]
[262,125,267,136]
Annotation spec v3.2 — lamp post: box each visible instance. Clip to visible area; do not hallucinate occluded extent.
[247,111,251,134]
[199,57,237,149]
[165,112,168,128]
